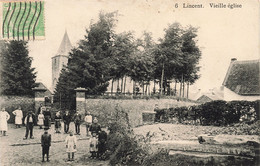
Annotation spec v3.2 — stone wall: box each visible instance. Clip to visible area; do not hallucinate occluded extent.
[83,99,196,127]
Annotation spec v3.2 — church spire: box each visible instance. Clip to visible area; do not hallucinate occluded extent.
[56,30,72,56]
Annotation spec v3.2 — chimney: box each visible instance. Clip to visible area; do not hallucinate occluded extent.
[231,58,237,62]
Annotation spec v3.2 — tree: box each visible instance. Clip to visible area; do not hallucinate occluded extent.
[0,40,36,96]
[110,31,136,94]
[154,23,183,95]
[54,11,118,109]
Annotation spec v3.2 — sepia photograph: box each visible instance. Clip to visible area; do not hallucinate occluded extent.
[0,0,259,165]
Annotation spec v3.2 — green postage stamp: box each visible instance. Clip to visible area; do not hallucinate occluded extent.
[1,1,45,40]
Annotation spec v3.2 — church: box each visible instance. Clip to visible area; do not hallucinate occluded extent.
[51,31,72,92]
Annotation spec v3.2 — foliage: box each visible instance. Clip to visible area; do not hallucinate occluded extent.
[0,41,36,96]
[107,108,151,165]
[164,100,259,126]
[54,11,119,109]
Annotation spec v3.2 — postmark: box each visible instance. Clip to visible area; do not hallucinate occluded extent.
[1,0,45,40]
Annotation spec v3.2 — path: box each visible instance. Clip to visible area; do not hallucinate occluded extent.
[0,123,109,166]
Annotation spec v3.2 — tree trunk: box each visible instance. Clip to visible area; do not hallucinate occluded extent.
[124,76,127,95]
[121,77,124,93]
[179,81,182,98]
[160,63,164,95]
[187,82,189,99]
[117,79,120,93]
[133,80,135,95]
[148,84,150,96]
[153,80,156,94]
[142,81,144,95]
[174,80,177,96]
[111,78,114,95]
[182,80,185,98]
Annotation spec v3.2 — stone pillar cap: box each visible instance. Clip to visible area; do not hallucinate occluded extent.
[32,87,47,91]
[75,87,87,92]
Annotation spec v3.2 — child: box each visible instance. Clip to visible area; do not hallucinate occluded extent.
[65,131,77,161]
[41,127,51,162]
[84,111,92,136]
[89,132,98,159]
[54,111,62,133]
[38,111,44,129]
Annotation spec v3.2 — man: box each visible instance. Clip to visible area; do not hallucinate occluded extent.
[24,111,37,139]
[73,110,82,135]
[154,104,161,122]
[89,117,101,136]
[84,111,92,136]
[37,104,43,115]
[41,127,51,162]
[63,110,71,134]
[12,106,23,128]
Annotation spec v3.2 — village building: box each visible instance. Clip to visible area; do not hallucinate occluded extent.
[222,58,260,101]
[51,31,73,92]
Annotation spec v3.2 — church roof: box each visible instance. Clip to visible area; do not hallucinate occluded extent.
[56,31,72,56]
[222,59,260,95]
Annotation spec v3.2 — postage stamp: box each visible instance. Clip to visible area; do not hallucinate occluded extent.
[1,0,45,40]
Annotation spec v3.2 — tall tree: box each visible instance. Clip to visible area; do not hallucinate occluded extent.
[54,11,118,109]
[154,23,183,95]
[0,41,36,96]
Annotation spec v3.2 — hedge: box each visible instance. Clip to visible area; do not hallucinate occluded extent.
[156,100,259,126]
[0,96,35,123]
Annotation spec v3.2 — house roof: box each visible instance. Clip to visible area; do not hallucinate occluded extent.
[35,82,53,95]
[222,59,260,95]
[56,30,72,56]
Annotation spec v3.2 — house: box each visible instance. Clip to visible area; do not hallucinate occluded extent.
[34,82,53,104]
[222,58,260,101]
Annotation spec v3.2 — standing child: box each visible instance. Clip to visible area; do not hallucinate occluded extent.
[41,127,51,162]
[54,111,62,133]
[89,132,98,159]
[65,131,77,161]
[0,107,10,136]
[12,106,23,128]
[38,111,44,129]
[84,111,92,136]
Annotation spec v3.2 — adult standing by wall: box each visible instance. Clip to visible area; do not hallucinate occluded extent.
[0,107,10,136]
[63,110,71,134]
[73,110,82,135]
[12,106,23,128]
[23,111,37,139]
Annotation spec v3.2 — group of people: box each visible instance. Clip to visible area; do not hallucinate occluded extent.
[0,105,108,162]
[41,115,108,162]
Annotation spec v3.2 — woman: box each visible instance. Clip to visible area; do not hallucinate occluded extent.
[12,106,23,128]
[0,107,10,136]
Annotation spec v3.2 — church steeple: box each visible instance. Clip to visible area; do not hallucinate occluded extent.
[52,31,72,91]
[56,30,72,56]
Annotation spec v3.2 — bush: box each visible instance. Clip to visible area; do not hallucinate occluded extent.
[165,100,259,126]
[107,108,151,165]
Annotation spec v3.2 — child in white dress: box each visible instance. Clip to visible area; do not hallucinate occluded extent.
[38,111,44,129]
[65,131,77,161]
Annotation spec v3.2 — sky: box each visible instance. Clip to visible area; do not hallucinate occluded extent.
[26,0,259,92]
